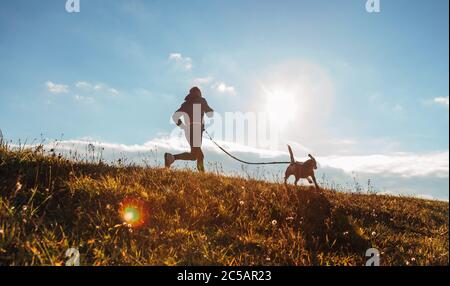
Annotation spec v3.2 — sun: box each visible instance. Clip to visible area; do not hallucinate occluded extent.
[263,85,300,129]
[256,60,335,136]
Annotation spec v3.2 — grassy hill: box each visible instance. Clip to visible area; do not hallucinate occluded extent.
[0,143,448,266]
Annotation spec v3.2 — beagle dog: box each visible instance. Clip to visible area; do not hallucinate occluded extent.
[284,145,319,190]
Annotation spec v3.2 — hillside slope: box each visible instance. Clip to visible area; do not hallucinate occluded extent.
[0,146,448,266]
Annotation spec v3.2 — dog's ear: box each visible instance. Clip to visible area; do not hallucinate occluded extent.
[308,154,318,170]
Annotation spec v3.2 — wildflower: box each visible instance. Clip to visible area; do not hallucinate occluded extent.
[15,181,22,192]
[128,228,133,233]
[411,258,416,262]
[371,231,377,236]
[285,217,294,221]
[106,204,111,210]
[271,220,278,226]
[22,205,28,212]
[343,231,349,236]
[239,200,245,206]
[127,224,132,228]
[266,257,271,261]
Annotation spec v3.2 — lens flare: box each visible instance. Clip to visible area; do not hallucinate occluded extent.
[119,198,147,228]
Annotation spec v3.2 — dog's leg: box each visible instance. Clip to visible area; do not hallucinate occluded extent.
[312,175,320,190]
[284,166,293,186]
[284,175,291,191]
[294,177,299,186]
[284,172,290,185]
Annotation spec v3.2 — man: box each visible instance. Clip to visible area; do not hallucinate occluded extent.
[164,87,214,172]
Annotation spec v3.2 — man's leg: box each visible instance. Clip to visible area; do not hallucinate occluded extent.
[165,149,196,169]
[166,126,195,167]
[173,152,196,161]
[193,147,205,172]
[174,128,198,162]
[170,147,204,172]
[166,126,205,171]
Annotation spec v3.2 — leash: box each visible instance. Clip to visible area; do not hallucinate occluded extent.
[204,130,291,165]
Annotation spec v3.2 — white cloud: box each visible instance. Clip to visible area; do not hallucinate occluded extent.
[328,139,358,146]
[377,191,439,201]
[169,52,193,70]
[193,77,214,86]
[75,81,91,90]
[29,134,449,179]
[393,104,403,112]
[433,96,449,107]
[75,81,119,96]
[212,82,236,95]
[169,53,182,61]
[17,135,449,200]
[191,77,237,96]
[74,94,95,103]
[46,81,69,94]
[321,152,449,178]
[415,194,435,201]
[109,88,119,95]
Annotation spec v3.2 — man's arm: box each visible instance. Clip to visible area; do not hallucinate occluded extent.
[172,104,185,126]
[203,99,214,118]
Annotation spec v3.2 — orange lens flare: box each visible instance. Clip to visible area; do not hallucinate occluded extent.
[119,198,147,228]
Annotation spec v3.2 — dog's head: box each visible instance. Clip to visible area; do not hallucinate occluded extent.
[308,154,318,170]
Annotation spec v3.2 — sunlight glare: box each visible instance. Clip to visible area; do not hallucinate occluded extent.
[119,198,147,228]
[263,86,299,129]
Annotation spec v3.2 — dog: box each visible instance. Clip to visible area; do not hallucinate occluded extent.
[284,145,319,190]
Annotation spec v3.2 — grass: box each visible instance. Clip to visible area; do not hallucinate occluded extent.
[0,140,448,266]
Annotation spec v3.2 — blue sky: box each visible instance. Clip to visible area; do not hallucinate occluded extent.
[0,0,448,199]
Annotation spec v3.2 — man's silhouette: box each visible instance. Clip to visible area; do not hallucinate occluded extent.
[164,87,214,172]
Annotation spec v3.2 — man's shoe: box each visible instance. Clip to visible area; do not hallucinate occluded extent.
[197,161,205,173]
[164,153,175,168]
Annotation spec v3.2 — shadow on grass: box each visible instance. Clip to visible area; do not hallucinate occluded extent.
[294,189,371,265]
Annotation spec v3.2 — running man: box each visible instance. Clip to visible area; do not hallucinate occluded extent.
[164,87,214,172]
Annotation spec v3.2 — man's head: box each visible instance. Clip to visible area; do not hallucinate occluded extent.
[190,87,202,97]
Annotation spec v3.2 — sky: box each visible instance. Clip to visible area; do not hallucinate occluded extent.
[0,0,448,200]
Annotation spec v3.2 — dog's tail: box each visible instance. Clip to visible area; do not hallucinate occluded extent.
[287,145,295,164]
